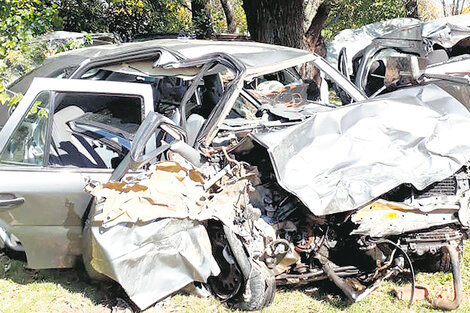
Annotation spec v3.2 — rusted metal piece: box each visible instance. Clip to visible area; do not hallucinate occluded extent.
[321,259,361,301]
[394,285,429,301]
[427,244,463,310]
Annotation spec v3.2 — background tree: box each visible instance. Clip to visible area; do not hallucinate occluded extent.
[419,0,442,21]
[242,0,305,49]
[0,0,62,84]
[57,0,192,41]
[192,0,214,38]
[211,0,247,34]
[404,0,419,18]
[323,0,409,41]
[56,0,107,34]
[220,0,236,33]
[441,0,468,15]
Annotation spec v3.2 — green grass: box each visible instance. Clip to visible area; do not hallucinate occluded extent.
[1,242,470,313]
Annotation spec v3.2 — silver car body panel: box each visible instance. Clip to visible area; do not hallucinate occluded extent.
[84,158,262,309]
[326,17,420,72]
[86,218,219,309]
[0,78,154,268]
[251,84,470,216]
[327,14,470,73]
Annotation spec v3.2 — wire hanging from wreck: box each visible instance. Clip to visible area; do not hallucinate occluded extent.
[369,238,416,308]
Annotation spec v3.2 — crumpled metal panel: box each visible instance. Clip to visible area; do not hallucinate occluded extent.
[351,200,460,237]
[422,14,470,48]
[251,84,470,216]
[326,15,470,73]
[326,18,419,70]
[85,160,263,310]
[431,78,470,111]
[87,218,219,310]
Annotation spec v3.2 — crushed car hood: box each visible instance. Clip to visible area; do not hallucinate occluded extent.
[251,84,470,216]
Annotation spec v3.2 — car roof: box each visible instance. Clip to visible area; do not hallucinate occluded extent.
[9,39,314,94]
[59,38,312,69]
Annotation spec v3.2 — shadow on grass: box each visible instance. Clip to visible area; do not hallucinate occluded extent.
[279,280,352,310]
[277,269,421,311]
[0,250,133,312]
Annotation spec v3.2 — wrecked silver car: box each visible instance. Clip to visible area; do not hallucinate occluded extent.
[327,15,470,98]
[1,39,470,311]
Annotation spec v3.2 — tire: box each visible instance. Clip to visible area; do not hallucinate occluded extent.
[423,241,463,273]
[228,261,276,311]
[207,221,276,311]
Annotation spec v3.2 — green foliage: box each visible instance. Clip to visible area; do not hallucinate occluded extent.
[0,0,60,112]
[57,0,192,41]
[56,0,109,34]
[323,0,408,41]
[57,0,247,40]
[0,0,63,83]
[0,82,22,110]
[0,0,88,113]
[211,0,248,34]
[28,100,49,118]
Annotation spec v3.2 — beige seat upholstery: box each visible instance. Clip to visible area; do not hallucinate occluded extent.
[50,106,106,167]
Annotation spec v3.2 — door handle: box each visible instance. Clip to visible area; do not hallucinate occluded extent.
[0,195,25,209]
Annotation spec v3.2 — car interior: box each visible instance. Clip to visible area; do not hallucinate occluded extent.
[3,56,335,170]
[50,92,143,169]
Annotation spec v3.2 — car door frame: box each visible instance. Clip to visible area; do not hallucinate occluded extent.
[0,78,154,269]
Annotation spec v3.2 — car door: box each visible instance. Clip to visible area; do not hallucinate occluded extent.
[0,77,154,269]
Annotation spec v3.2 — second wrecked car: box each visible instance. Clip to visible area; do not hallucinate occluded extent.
[327,14,470,99]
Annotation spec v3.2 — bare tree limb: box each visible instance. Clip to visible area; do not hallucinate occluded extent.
[442,0,448,16]
[303,0,320,32]
[220,0,237,33]
[304,1,331,48]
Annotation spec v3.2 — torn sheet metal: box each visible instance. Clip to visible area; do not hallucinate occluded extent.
[89,161,209,227]
[350,200,460,237]
[88,160,261,234]
[85,160,264,309]
[251,84,470,216]
[425,55,470,76]
[86,218,219,310]
[326,18,419,71]
[327,15,470,73]
[422,14,470,48]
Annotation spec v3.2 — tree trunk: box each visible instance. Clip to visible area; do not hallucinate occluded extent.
[303,0,321,32]
[192,0,214,39]
[441,0,448,16]
[242,0,304,48]
[220,0,237,33]
[298,2,329,80]
[303,1,330,54]
[242,0,332,80]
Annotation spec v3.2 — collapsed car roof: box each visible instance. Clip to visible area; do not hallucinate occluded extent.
[9,39,313,94]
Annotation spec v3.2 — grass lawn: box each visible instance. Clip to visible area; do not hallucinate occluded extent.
[0,242,469,313]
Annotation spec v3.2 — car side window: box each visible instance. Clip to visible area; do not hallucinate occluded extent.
[49,92,143,169]
[0,91,51,166]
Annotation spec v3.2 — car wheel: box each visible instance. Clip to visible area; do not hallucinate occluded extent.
[207,221,276,311]
[207,222,244,300]
[228,260,276,311]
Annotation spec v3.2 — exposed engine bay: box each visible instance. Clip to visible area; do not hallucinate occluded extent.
[200,137,469,310]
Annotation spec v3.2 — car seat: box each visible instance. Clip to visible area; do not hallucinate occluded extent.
[50,106,106,168]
